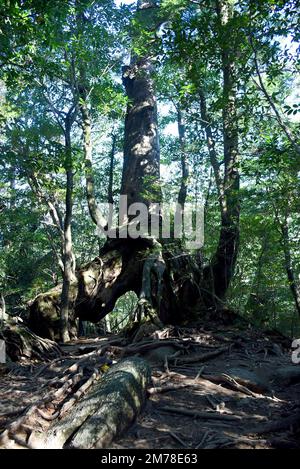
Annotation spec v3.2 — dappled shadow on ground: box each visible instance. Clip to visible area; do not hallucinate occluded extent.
[0,323,299,449]
[111,324,300,449]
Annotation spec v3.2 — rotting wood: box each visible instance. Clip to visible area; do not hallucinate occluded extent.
[32,357,151,449]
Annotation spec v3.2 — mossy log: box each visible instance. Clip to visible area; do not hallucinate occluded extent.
[33,357,151,449]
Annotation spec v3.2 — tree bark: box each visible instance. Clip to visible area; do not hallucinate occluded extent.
[280,220,300,317]
[0,293,8,326]
[108,132,116,206]
[60,118,77,343]
[203,0,240,309]
[79,97,107,231]
[107,132,116,228]
[177,106,189,208]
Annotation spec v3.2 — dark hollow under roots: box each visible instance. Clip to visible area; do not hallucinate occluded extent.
[29,238,208,341]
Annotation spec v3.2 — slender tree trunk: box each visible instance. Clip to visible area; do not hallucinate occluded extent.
[108,132,116,227]
[250,37,300,156]
[80,98,106,230]
[60,121,76,343]
[108,132,116,206]
[199,90,226,213]
[281,221,300,317]
[28,173,65,249]
[105,315,111,334]
[44,227,64,275]
[0,293,8,326]
[204,0,240,308]
[177,107,189,208]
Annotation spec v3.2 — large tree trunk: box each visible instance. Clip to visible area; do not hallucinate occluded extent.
[121,0,161,208]
[28,0,202,338]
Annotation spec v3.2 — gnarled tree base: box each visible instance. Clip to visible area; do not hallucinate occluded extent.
[29,238,204,340]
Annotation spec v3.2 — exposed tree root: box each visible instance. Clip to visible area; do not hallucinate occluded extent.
[0,351,112,448]
[171,346,229,366]
[32,357,151,449]
[148,383,191,395]
[159,405,242,421]
[0,322,62,362]
[246,414,300,435]
[123,339,186,356]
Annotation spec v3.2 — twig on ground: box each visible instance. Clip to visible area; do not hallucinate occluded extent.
[159,405,242,421]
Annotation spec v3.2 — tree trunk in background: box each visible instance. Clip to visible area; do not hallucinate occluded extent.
[108,132,116,227]
[177,107,189,208]
[281,220,300,318]
[0,293,8,325]
[60,120,77,343]
[80,97,106,231]
[108,133,116,206]
[203,0,240,310]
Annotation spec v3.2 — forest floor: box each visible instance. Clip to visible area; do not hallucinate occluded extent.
[0,320,300,449]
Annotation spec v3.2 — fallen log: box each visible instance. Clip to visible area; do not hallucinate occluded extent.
[31,357,151,449]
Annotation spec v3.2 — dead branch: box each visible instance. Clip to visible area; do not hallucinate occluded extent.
[159,405,242,421]
[171,346,228,365]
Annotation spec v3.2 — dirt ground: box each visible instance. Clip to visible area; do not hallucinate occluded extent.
[1,321,300,449]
